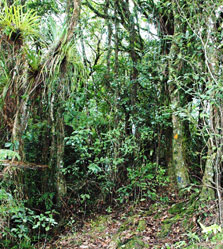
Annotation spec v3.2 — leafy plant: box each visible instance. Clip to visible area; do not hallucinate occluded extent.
[32,211,58,232]
[116,162,167,204]
[0,2,40,40]
[0,149,21,160]
[198,221,222,242]
[0,187,57,246]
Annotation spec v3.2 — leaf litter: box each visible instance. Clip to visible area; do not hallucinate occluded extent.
[43,194,201,248]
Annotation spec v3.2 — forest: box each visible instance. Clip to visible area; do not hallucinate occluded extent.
[0,0,223,248]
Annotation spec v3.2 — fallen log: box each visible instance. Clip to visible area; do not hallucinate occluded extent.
[0,160,48,179]
[0,160,48,169]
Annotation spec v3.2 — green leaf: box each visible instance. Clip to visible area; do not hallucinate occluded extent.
[0,149,21,160]
[88,163,101,174]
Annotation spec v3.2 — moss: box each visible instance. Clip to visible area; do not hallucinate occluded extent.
[117,236,147,249]
[118,215,139,232]
[143,203,165,216]
[90,215,111,232]
[168,200,197,218]
[137,220,147,232]
[153,213,162,219]
[110,215,147,248]
[182,217,193,230]
[158,214,182,238]
[168,202,184,214]
[158,222,172,238]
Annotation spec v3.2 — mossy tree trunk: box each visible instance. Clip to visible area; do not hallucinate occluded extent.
[199,4,223,222]
[168,1,190,189]
[49,88,67,203]
[2,38,31,198]
[11,61,30,162]
[200,16,222,200]
[157,0,175,185]
[200,103,223,220]
[200,138,216,200]
[46,0,81,203]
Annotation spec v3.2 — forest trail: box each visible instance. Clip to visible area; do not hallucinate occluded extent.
[44,197,205,249]
[1,1,223,248]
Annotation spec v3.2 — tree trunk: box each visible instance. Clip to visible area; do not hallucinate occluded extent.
[49,90,67,203]
[168,1,190,188]
[200,6,223,215]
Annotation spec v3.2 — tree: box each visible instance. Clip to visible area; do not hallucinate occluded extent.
[0,0,81,203]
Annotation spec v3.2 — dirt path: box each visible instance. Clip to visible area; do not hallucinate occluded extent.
[44,199,199,249]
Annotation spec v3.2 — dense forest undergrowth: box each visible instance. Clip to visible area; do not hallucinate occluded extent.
[1,0,223,248]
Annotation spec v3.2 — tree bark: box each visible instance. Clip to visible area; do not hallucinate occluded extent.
[200,5,223,212]
[168,1,190,188]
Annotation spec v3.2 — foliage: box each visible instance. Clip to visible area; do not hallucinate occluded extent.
[0,2,40,40]
[117,162,167,204]
[0,149,21,160]
[0,187,57,247]
[0,0,223,247]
